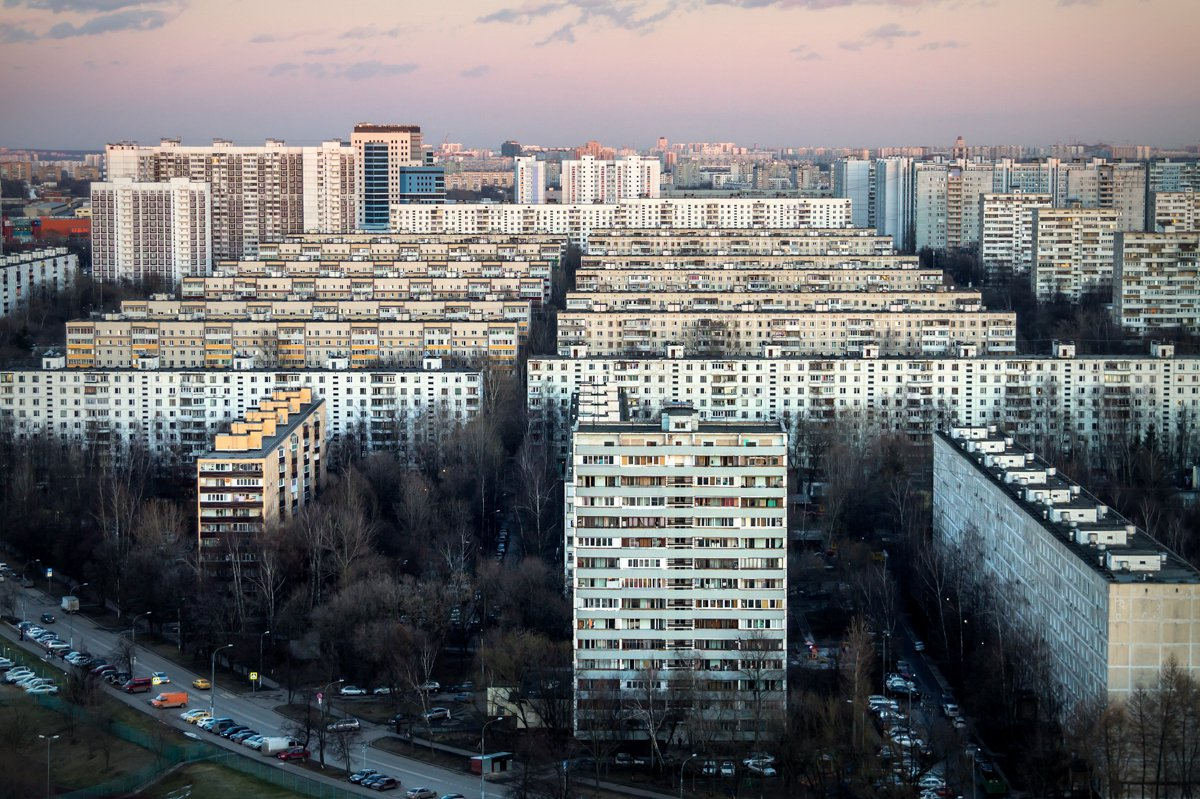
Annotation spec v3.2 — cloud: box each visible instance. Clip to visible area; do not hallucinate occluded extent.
[0,23,39,42]
[478,2,561,23]
[45,8,171,38]
[339,24,401,39]
[536,22,575,45]
[481,0,678,43]
[460,64,491,78]
[304,46,337,56]
[790,44,822,60]
[3,0,165,11]
[919,39,959,50]
[708,0,939,7]
[866,21,919,43]
[269,60,418,81]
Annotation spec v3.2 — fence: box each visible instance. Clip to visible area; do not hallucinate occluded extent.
[33,695,363,799]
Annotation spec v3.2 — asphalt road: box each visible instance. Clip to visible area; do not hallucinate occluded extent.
[3,583,490,798]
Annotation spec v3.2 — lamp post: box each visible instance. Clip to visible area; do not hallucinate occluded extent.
[210,643,233,716]
[69,582,88,649]
[481,716,503,799]
[38,733,59,799]
[257,630,270,693]
[318,678,345,770]
[130,611,151,675]
[680,753,699,799]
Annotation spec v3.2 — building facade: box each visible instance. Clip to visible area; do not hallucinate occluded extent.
[1030,207,1119,301]
[569,406,787,742]
[0,247,77,316]
[980,192,1053,279]
[1113,231,1200,335]
[560,155,660,204]
[90,177,212,283]
[351,124,425,231]
[514,156,547,204]
[197,388,326,569]
[1152,190,1200,232]
[933,426,1200,713]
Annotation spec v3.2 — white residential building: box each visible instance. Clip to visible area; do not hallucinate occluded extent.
[1099,162,1147,232]
[914,163,949,252]
[1031,207,1119,301]
[980,192,1052,279]
[1152,190,1200,232]
[0,247,78,316]
[1113,231,1200,335]
[105,138,353,258]
[560,155,660,204]
[874,157,914,252]
[90,177,212,284]
[933,426,1200,713]
[391,198,853,243]
[833,158,873,229]
[514,156,547,204]
[569,405,787,742]
[527,342,1200,456]
[0,356,482,458]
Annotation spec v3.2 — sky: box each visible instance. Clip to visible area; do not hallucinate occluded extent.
[1,0,1197,151]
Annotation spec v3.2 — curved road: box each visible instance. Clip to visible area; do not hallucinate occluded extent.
[3,583,490,798]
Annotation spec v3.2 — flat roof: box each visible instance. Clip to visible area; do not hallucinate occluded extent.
[199,398,323,460]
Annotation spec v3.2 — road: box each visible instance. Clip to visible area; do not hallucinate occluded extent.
[3,583,490,798]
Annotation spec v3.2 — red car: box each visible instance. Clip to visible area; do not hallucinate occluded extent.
[277,747,311,762]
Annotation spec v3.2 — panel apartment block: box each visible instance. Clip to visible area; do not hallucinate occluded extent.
[569,406,787,741]
[1152,190,1200,232]
[933,427,1200,711]
[584,228,893,257]
[565,289,983,314]
[1031,207,1119,302]
[197,388,326,567]
[1,247,77,316]
[1114,231,1200,335]
[980,193,1052,279]
[91,178,212,283]
[0,357,481,457]
[574,265,944,294]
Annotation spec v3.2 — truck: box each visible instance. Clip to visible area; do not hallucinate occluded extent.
[151,691,188,708]
[60,596,79,614]
[260,737,300,756]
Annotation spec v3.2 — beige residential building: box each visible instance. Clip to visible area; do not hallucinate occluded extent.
[556,308,1016,358]
[1031,207,1119,301]
[197,387,326,569]
[565,288,984,314]
[933,426,1200,712]
[444,171,515,192]
[257,233,565,263]
[65,318,524,370]
[980,193,1053,278]
[181,273,547,307]
[1152,190,1200,232]
[1113,231,1200,335]
[574,265,944,294]
[585,228,893,257]
[569,406,787,742]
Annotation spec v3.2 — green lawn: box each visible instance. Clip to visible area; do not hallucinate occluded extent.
[135,761,307,799]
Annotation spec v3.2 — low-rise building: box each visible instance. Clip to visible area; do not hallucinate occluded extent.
[933,426,1200,712]
[197,388,326,569]
[0,247,77,316]
[1113,231,1200,335]
[569,406,787,742]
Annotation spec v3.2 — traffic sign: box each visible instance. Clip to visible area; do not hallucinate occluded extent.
[249,671,259,682]
[45,568,53,578]
[316,692,324,704]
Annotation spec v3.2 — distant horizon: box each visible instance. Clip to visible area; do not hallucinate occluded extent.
[2,0,1196,150]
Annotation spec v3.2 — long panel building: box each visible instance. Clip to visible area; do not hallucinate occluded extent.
[1,247,78,316]
[1113,231,1200,335]
[933,426,1200,712]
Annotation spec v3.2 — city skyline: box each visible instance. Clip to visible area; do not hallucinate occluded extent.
[2,0,1197,150]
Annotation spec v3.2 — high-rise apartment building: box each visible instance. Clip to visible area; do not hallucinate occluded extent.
[568,405,787,742]
[833,158,872,229]
[1152,190,1200,232]
[1030,207,1119,301]
[980,192,1052,278]
[1,247,78,316]
[514,156,547,204]
[933,426,1200,714]
[914,163,949,251]
[1098,163,1147,232]
[351,124,425,230]
[560,155,661,204]
[91,177,212,283]
[1113,231,1200,335]
[104,138,355,259]
[197,387,326,570]
[874,157,914,252]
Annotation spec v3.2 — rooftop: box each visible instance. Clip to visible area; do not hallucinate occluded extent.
[199,388,323,460]
[939,426,1200,585]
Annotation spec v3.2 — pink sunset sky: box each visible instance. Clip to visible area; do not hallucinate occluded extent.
[1,0,1196,150]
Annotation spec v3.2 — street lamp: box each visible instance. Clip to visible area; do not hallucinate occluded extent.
[257,630,271,693]
[130,611,151,675]
[209,643,233,716]
[69,582,88,649]
[38,733,59,799]
[680,753,699,799]
[318,678,345,770]
[481,716,504,799]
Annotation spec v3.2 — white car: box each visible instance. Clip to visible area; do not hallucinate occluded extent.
[21,678,54,690]
[339,684,367,697]
[27,684,59,695]
[5,668,34,683]
[372,686,393,695]
[0,657,14,669]
[919,775,947,790]
[744,761,777,777]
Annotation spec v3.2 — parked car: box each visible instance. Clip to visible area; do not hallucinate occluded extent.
[327,717,361,732]
[0,658,13,670]
[719,761,736,778]
[105,671,131,686]
[180,709,210,723]
[349,768,379,784]
[39,613,55,624]
[913,640,926,652]
[745,761,777,777]
[220,725,250,739]
[192,677,211,690]
[230,730,259,743]
[406,788,437,799]
[372,686,393,695]
[417,681,440,693]
[27,684,59,695]
[451,692,473,703]
[277,747,311,762]
[90,664,114,678]
[123,677,153,694]
[421,707,450,721]
[339,684,367,697]
[369,776,400,791]
[198,717,231,732]
[440,795,467,799]
[615,752,649,767]
[448,681,474,693]
[242,735,264,749]
[5,667,34,683]
[942,700,960,718]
